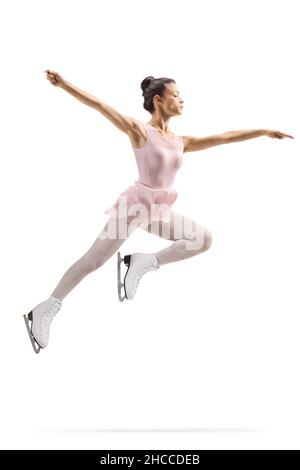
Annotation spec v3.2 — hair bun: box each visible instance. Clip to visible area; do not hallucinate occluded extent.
[140,76,155,94]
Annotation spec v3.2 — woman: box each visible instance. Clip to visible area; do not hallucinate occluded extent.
[23,69,294,353]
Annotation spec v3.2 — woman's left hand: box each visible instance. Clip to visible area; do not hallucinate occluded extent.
[263,129,294,139]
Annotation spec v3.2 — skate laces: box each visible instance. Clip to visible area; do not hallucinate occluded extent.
[39,299,62,337]
[132,257,159,289]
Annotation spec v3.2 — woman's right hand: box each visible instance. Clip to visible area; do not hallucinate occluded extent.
[44,69,66,88]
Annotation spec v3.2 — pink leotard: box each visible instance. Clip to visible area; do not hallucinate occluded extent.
[104,123,184,226]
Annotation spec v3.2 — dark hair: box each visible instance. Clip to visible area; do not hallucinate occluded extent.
[140,76,175,113]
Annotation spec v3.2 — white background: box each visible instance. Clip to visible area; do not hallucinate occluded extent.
[0,0,299,450]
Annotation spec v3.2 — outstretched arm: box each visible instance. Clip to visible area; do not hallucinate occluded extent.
[222,129,294,143]
[62,79,137,133]
[44,69,137,134]
[61,79,102,110]
[181,129,294,153]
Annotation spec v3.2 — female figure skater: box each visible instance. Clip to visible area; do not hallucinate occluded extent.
[23,69,294,353]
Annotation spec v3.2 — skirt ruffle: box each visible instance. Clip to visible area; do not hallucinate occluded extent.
[104,180,177,227]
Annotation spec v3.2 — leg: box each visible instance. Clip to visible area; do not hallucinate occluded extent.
[24,216,140,352]
[50,215,139,301]
[141,210,213,266]
[119,211,212,301]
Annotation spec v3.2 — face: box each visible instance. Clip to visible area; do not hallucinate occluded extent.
[154,82,184,115]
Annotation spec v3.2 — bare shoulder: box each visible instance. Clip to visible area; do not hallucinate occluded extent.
[126,118,147,149]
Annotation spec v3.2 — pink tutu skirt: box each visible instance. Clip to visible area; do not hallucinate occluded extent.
[104,180,177,227]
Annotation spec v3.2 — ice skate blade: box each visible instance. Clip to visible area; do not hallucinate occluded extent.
[23,313,41,354]
[118,283,126,302]
[117,252,127,302]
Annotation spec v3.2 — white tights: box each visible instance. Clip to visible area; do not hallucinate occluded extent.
[50,211,213,301]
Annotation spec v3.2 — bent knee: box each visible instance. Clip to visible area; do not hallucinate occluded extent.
[203,229,213,250]
[191,228,213,251]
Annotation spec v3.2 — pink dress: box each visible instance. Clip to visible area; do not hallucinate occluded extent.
[104,123,184,227]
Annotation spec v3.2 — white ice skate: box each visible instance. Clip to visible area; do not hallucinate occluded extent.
[23,296,62,353]
[117,252,160,301]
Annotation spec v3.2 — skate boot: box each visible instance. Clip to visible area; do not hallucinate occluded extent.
[23,296,62,353]
[117,252,160,301]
